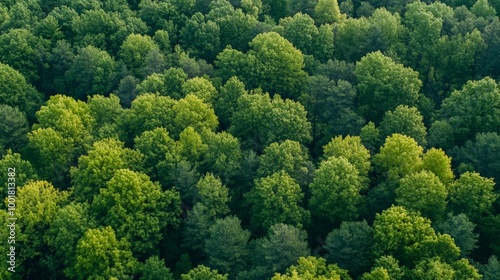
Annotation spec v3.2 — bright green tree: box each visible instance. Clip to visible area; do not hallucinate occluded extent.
[272,256,351,280]
[373,134,423,183]
[246,171,310,233]
[247,32,307,99]
[314,0,344,25]
[396,171,447,222]
[172,94,219,137]
[73,226,139,280]
[309,156,364,227]
[437,77,500,146]
[322,135,371,186]
[448,172,497,220]
[70,138,144,202]
[141,256,174,280]
[14,180,69,278]
[91,169,181,257]
[422,148,454,185]
[182,77,217,105]
[181,265,228,280]
[0,151,37,204]
[257,140,313,187]
[45,202,96,278]
[194,173,230,217]
[119,33,160,78]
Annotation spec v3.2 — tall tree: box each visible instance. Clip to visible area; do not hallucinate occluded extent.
[229,92,311,151]
[355,51,422,122]
[247,32,307,99]
[314,0,344,25]
[309,156,364,230]
[437,77,500,146]
[246,171,310,233]
[73,227,139,279]
[395,171,448,222]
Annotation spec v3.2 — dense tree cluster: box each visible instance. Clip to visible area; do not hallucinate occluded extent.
[0,0,499,279]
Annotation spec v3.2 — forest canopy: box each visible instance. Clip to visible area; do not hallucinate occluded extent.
[0,0,499,279]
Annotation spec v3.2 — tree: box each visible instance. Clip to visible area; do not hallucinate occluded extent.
[272,256,350,280]
[134,127,180,184]
[73,227,139,279]
[314,0,344,25]
[250,224,310,278]
[70,138,144,203]
[422,148,454,185]
[373,134,423,183]
[91,169,181,257]
[180,13,221,61]
[119,34,160,78]
[372,256,404,280]
[45,202,96,278]
[309,156,364,228]
[183,203,214,252]
[195,174,230,217]
[229,92,312,151]
[379,106,427,147]
[396,171,448,222]
[355,51,422,122]
[257,140,313,187]
[172,94,219,137]
[0,105,29,155]
[361,267,390,280]
[0,151,37,207]
[448,172,497,220]
[214,76,247,129]
[65,46,117,100]
[453,132,500,182]
[247,32,307,99]
[87,94,124,139]
[14,180,69,278]
[278,13,318,56]
[0,28,49,84]
[322,135,371,186]
[246,171,310,233]
[0,63,43,119]
[204,216,250,276]
[141,256,174,280]
[182,77,218,105]
[437,77,500,146]
[120,93,177,143]
[325,220,374,277]
[435,213,478,258]
[181,265,228,280]
[471,0,497,18]
[372,206,461,266]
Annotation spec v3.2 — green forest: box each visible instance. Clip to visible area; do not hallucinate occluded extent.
[0,0,499,279]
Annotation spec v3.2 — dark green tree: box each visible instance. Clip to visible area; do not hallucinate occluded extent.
[204,216,250,276]
[325,220,374,277]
